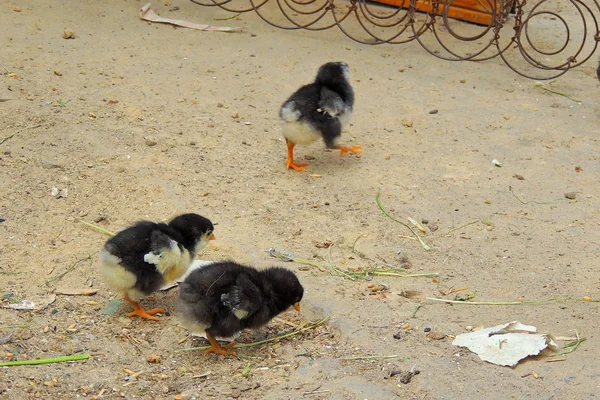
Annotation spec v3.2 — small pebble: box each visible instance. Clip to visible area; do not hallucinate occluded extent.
[429,109,438,115]
[401,118,413,127]
[426,331,447,340]
[62,29,75,39]
[565,192,577,200]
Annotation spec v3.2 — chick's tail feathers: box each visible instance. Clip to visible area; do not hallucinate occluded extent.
[286,141,309,172]
[204,331,237,356]
[123,292,164,321]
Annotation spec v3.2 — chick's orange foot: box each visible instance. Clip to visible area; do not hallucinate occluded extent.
[285,159,309,172]
[127,306,165,321]
[123,293,164,321]
[285,141,309,172]
[337,144,363,158]
[204,333,237,356]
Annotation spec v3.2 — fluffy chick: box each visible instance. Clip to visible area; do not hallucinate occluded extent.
[279,61,361,172]
[99,213,215,321]
[177,261,304,356]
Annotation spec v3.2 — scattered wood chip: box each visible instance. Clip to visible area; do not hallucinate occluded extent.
[146,354,162,364]
[407,217,426,233]
[55,289,98,296]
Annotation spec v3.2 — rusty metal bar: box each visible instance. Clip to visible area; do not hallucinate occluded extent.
[191,0,600,79]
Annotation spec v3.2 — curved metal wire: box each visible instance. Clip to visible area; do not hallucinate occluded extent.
[191,0,600,79]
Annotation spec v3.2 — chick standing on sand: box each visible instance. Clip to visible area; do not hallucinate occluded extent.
[279,61,361,172]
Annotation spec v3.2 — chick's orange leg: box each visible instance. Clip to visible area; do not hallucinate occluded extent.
[337,144,363,158]
[203,332,237,356]
[123,293,164,322]
[285,141,309,172]
[223,341,238,350]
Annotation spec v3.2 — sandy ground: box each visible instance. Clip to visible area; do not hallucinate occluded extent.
[1,0,599,398]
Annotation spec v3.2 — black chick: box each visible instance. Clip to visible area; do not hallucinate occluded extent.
[177,261,304,356]
[279,61,361,172]
[99,213,215,321]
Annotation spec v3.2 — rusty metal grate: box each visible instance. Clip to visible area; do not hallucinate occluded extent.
[191,0,600,79]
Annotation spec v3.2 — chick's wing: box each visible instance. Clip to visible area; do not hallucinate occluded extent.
[143,230,182,274]
[318,87,346,117]
[220,274,262,320]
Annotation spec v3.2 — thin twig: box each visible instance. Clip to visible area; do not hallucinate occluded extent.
[79,220,115,236]
[534,81,582,103]
[444,220,479,237]
[427,297,599,305]
[344,234,373,261]
[327,243,356,281]
[509,186,564,205]
[179,316,331,352]
[241,362,255,376]
[0,124,42,146]
[0,353,90,366]
[214,13,240,20]
[411,303,423,318]
[0,325,29,329]
[553,330,586,356]
[268,249,326,272]
[367,271,438,278]
[339,354,398,361]
[375,189,430,250]
[45,255,93,287]
[303,390,331,396]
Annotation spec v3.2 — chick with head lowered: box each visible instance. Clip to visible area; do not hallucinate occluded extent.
[99,213,215,321]
[177,261,304,356]
[279,61,361,172]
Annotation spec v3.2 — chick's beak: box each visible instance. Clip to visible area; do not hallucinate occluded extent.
[293,303,301,312]
[209,234,216,240]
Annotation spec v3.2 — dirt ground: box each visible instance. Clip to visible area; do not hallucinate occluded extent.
[1,0,599,398]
